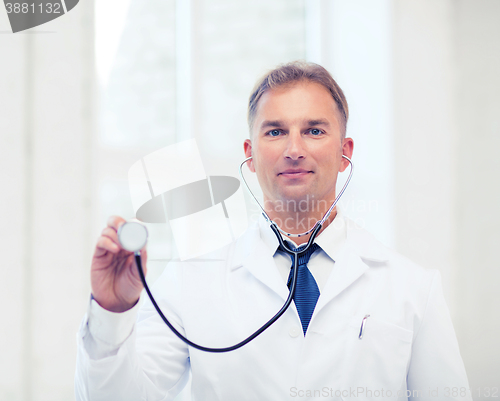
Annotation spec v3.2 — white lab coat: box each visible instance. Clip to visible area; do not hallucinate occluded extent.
[75,218,471,401]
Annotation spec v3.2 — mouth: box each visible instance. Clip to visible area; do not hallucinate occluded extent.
[278,169,313,178]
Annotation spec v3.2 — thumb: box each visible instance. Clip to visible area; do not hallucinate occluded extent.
[139,246,148,276]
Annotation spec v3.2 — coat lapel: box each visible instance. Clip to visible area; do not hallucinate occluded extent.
[313,241,368,315]
[229,224,290,302]
[313,219,390,318]
[229,218,390,319]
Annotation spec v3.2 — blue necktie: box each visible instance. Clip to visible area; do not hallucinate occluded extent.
[282,242,320,335]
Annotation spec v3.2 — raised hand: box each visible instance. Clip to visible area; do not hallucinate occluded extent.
[90,216,148,312]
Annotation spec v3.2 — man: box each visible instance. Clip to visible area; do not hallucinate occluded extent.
[76,61,471,400]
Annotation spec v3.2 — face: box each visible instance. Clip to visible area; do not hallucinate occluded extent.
[244,81,353,212]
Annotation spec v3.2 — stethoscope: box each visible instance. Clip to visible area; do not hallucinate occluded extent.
[117,155,353,353]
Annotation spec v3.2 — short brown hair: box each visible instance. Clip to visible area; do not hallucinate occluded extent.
[248,61,349,137]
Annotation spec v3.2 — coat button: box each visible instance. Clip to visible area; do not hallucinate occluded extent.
[289,326,301,338]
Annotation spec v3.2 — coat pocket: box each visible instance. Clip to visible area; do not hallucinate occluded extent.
[340,316,413,399]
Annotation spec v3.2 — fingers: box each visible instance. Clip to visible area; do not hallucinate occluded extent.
[139,246,148,275]
[95,216,126,257]
[94,226,124,257]
[101,226,119,246]
[107,215,127,232]
[96,216,147,259]
[141,246,148,261]
[95,235,120,255]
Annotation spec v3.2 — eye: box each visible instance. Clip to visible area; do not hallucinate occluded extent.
[308,128,323,136]
[267,129,282,137]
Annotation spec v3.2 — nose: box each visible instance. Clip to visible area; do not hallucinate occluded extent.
[284,131,305,161]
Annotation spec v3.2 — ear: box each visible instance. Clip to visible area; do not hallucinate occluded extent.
[339,137,354,173]
[243,139,256,173]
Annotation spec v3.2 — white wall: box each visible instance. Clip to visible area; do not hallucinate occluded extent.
[392,0,500,392]
[0,2,95,400]
[0,19,28,401]
[453,0,500,391]
[393,0,458,308]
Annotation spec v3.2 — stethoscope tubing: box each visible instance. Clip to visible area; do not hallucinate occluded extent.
[134,223,322,353]
[134,156,353,352]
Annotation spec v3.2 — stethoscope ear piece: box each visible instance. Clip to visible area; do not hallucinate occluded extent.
[117,221,148,253]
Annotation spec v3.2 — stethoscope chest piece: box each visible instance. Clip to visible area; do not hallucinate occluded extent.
[118,221,148,253]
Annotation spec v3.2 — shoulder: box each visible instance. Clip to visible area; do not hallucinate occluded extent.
[344,217,438,287]
[343,218,443,330]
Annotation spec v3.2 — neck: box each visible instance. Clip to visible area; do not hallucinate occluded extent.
[264,197,338,245]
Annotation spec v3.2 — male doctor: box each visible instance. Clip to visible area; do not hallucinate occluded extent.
[75,61,471,400]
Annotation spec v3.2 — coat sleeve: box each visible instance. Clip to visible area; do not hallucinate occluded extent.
[407,270,472,400]
[75,263,190,401]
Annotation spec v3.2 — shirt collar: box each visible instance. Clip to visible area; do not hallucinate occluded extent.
[258,209,347,262]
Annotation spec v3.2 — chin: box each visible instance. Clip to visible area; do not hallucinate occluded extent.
[276,191,313,205]
[282,184,315,198]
